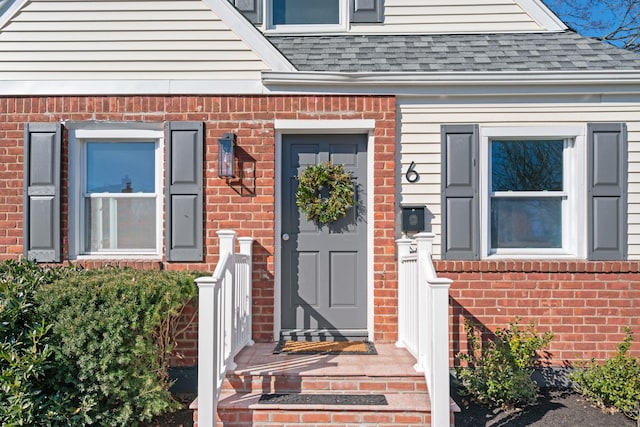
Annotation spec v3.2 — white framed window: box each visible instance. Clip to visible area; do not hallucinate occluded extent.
[265,0,348,32]
[480,126,586,258]
[69,128,164,258]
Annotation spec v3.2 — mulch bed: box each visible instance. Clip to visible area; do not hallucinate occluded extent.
[142,393,195,427]
[452,384,636,427]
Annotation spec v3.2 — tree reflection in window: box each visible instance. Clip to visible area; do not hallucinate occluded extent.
[491,140,563,192]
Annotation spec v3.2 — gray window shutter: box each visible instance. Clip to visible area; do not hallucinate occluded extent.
[350,0,384,23]
[441,124,479,260]
[24,123,62,262]
[229,0,262,24]
[587,123,627,260]
[166,122,204,262]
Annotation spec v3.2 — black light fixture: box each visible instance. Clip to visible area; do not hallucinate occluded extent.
[218,133,236,179]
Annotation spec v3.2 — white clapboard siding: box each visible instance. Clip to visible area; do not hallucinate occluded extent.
[352,0,544,33]
[0,0,267,80]
[399,99,640,259]
[20,1,210,12]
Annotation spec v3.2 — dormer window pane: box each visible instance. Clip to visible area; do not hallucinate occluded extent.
[273,0,340,25]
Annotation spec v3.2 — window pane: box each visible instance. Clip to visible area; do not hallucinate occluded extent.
[273,0,340,25]
[491,140,563,192]
[491,198,562,249]
[85,197,156,251]
[87,142,155,193]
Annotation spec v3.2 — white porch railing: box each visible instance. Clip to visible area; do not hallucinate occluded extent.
[397,232,452,427]
[196,230,254,427]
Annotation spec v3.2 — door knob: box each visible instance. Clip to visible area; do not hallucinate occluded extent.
[282,233,290,241]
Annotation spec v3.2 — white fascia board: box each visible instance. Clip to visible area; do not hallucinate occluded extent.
[262,70,640,96]
[201,0,296,72]
[516,0,567,31]
[0,0,26,30]
[0,79,268,96]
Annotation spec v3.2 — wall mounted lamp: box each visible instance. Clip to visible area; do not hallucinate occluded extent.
[218,133,237,179]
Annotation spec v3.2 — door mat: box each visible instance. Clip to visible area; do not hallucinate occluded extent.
[273,340,377,355]
[259,393,388,406]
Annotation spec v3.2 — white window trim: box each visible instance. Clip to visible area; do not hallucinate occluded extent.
[480,126,586,259]
[264,0,348,33]
[69,128,164,259]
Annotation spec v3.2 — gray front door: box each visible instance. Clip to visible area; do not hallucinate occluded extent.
[281,134,368,335]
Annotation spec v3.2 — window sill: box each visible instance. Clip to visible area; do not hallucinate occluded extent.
[264,24,347,34]
[484,253,580,260]
[73,254,162,261]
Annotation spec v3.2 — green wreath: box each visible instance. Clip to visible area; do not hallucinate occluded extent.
[296,162,355,223]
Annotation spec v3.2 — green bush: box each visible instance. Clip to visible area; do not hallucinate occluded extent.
[0,260,83,426]
[0,260,199,426]
[570,328,640,421]
[36,268,198,426]
[456,318,554,408]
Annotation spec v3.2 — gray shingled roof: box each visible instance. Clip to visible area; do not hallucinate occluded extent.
[267,32,640,72]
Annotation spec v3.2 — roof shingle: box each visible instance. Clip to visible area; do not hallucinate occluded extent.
[267,32,640,73]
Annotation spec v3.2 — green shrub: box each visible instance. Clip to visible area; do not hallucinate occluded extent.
[36,268,198,426]
[0,260,83,426]
[570,328,640,421]
[456,318,554,408]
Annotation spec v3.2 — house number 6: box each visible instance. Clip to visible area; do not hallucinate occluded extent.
[405,161,419,183]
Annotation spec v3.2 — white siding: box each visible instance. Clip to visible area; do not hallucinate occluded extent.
[352,0,544,33]
[0,0,268,80]
[399,98,640,259]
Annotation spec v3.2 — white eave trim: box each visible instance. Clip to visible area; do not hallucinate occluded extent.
[0,79,269,96]
[201,0,296,72]
[516,0,567,31]
[262,70,640,95]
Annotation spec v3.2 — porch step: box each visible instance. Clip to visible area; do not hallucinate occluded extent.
[216,391,431,426]
[193,343,442,426]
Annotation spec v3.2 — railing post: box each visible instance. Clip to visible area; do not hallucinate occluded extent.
[195,275,219,427]
[416,231,452,427]
[217,230,237,371]
[430,277,452,427]
[396,238,412,349]
[414,232,434,374]
[218,229,237,255]
[238,237,255,347]
[415,232,434,257]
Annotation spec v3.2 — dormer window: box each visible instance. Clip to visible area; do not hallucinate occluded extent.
[268,0,346,31]
[273,0,341,26]
[228,0,383,31]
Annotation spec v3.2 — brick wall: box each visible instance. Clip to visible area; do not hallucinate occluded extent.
[435,260,640,364]
[0,95,398,367]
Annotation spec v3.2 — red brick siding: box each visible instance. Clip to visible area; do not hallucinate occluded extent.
[0,95,398,367]
[435,260,640,364]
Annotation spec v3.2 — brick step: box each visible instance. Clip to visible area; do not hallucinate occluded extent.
[191,343,444,426]
[215,391,432,427]
[222,372,427,394]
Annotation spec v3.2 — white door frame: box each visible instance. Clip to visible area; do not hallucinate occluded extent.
[273,119,376,341]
